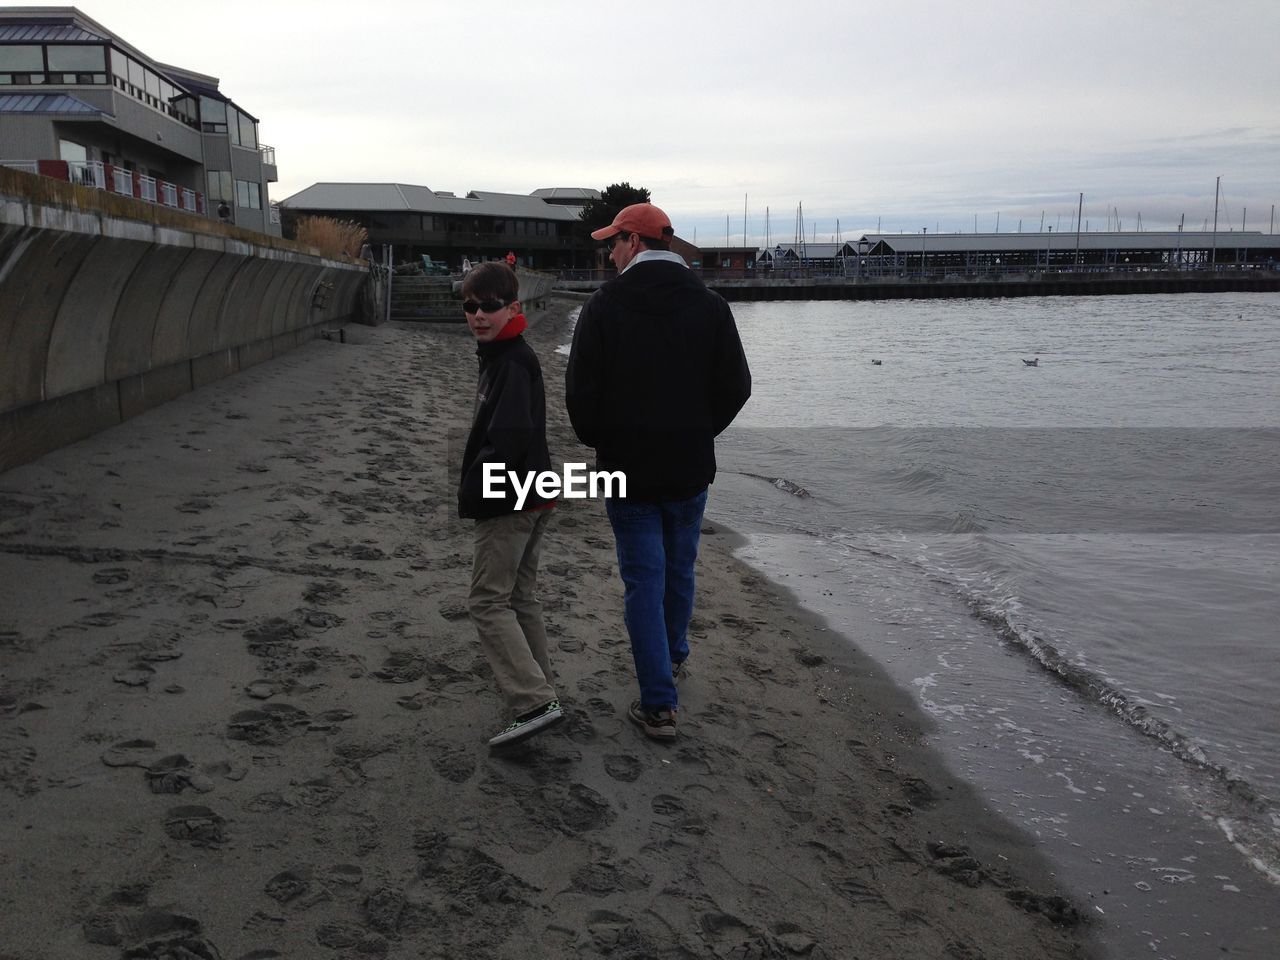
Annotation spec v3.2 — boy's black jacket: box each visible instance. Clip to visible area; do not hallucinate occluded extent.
[457,335,553,520]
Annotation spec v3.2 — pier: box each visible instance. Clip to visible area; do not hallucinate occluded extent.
[704,270,1280,302]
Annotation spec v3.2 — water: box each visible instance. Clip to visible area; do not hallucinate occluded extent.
[702,293,1280,957]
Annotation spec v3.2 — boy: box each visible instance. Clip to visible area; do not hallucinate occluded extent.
[457,262,562,748]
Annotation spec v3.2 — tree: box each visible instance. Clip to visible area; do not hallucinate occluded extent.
[579,182,651,237]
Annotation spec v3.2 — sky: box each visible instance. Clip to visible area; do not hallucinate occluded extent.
[70,0,1280,246]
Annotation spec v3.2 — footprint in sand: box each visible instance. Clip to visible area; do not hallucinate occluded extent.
[226,703,310,745]
[603,754,643,782]
[569,860,651,897]
[163,805,226,847]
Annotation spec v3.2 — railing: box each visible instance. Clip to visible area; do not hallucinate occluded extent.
[67,159,105,188]
[111,166,133,195]
[0,159,38,175]
[260,144,276,166]
[700,261,1280,282]
[6,156,215,223]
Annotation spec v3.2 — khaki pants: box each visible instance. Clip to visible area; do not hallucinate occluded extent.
[469,509,556,717]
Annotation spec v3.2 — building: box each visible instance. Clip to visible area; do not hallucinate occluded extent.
[758,242,854,273]
[753,233,1280,278]
[695,244,758,272]
[279,183,601,271]
[853,231,1280,277]
[0,6,279,235]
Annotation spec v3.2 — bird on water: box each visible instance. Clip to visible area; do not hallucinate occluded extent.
[1023,357,1039,366]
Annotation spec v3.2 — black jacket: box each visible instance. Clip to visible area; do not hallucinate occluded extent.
[565,258,751,501]
[458,335,553,520]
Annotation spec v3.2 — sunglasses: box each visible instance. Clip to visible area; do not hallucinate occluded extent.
[605,232,632,251]
[462,298,511,314]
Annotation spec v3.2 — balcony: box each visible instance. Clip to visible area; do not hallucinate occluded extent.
[2,158,205,217]
[260,144,277,182]
[68,160,105,188]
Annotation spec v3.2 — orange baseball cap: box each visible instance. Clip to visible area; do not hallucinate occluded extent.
[590,202,675,241]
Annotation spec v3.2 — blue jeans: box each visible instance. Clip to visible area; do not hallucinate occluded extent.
[605,489,708,712]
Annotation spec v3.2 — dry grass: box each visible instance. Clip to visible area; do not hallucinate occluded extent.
[294,216,369,259]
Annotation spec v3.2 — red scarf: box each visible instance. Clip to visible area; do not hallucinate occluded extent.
[493,312,527,341]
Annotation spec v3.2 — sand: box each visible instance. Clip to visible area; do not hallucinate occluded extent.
[0,300,1098,959]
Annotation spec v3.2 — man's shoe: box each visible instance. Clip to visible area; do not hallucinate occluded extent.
[488,699,563,748]
[628,700,677,741]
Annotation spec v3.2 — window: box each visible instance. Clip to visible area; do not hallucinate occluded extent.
[235,179,260,209]
[238,112,256,149]
[173,95,197,126]
[0,45,42,71]
[227,105,240,145]
[46,45,106,71]
[207,170,232,202]
[59,139,88,163]
[200,96,227,133]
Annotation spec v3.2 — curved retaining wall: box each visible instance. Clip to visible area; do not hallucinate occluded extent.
[0,167,370,473]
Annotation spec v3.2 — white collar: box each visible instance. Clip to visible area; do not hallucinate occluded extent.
[621,249,688,274]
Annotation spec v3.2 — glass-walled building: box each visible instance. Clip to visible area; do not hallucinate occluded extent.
[281,183,600,271]
[0,6,279,235]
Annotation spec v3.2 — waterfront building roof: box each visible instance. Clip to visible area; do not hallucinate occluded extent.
[858,231,1280,253]
[0,91,103,114]
[531,186,600,203]
[0,20,107,42]
[281,182,584,222]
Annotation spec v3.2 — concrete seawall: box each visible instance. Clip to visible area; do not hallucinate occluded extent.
[1,167,370,473]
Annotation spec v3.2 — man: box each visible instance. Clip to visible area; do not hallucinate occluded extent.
[565,203,751,741]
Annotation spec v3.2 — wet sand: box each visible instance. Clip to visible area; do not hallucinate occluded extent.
[0,300,1097,959]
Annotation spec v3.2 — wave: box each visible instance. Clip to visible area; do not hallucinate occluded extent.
[957,583,1280,881]
[815,526,1280,881]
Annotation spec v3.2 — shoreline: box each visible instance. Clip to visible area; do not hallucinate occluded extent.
[0,299,1097,958]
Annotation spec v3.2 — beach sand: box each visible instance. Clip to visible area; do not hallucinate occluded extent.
[0,300,1098,959]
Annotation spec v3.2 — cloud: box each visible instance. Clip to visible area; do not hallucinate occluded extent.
[75,0,1279,239]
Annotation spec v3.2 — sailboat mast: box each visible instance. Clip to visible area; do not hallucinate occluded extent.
[1211,176,1220,266]
[1074,192,1083,266]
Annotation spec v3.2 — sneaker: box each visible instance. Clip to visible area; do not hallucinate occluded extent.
[672,659,687,683]
[628,700,677,741]
[488,699,563,748]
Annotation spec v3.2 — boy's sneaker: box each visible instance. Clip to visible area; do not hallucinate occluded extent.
[488,699,563,748]
[672,659,687,683]
[628,700,677,741]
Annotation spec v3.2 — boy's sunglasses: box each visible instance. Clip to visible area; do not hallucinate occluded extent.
[462,298,511,314]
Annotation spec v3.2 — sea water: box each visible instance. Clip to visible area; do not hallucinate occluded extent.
[705,292,1280,958]
[560,292,1280,956]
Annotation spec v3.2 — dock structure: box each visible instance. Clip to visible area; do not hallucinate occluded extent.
[557,229,1280,300]
[758,231,1280,278]
[704,270,1280,302]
